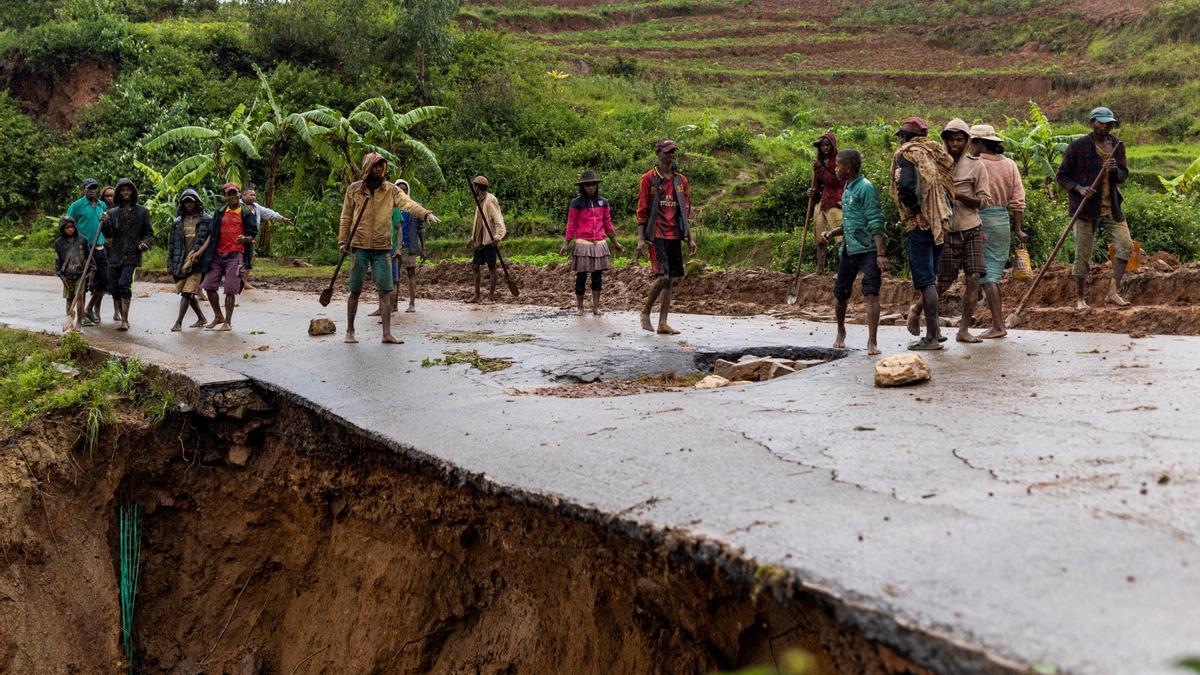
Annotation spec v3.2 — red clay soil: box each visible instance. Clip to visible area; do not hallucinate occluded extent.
[0,56,116,131]
[262,259,1200,337]
[0,388,926,674]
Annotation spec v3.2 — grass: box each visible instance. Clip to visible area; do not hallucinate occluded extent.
[421,349,513,373]
[0,328,173,448]
[426,330,537,344]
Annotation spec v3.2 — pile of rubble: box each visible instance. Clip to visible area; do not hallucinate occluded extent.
[694,355,827,389]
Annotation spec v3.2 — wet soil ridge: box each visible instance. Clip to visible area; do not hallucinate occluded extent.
[1,374,1020,673]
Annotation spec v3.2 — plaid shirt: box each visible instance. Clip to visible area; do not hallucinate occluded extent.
[1056,135,1129,221]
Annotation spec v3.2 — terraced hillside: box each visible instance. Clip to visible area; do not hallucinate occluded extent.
[462,0,1167,122]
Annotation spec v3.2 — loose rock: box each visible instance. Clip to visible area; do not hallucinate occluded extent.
[875,355,931,387]
[694,374,730,389]
[308,317,336,336]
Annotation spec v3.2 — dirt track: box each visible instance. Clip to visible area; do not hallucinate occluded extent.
[243,259,1200,337]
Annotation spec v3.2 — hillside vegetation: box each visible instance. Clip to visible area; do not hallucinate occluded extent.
[1,0,1198,272]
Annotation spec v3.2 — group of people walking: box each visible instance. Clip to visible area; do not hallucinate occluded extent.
[53,107,1133,353]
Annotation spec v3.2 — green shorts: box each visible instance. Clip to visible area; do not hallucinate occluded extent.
[62,278,80,300]
[348,248,394,294]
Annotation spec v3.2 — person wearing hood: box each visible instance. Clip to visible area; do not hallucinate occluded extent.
[99,185,121,322]
[560,170,623,316]
[100,177,155,331]
[66,178,108,326]
[339,152,440,344]
[808,131,845,274]
[54,215,89,323]
[198,182,257,331]
[167,188,211,331]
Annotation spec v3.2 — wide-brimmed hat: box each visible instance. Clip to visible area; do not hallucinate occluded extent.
[1089,106,1119,125]
[940,118,972,139]
[472,175,489,187]
[577,170,600,185]
[969,124,1003,142]
[896,116,929,136]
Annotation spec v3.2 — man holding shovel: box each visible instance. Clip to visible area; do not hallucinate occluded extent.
[1056,107,1133,309]
[339,152,440,344]
[467,176,506,304]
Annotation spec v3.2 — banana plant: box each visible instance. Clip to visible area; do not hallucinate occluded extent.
[348,96,447,182]
[1003,101,1082,189]
[145,104,262,191]
[1160,156,1200,194]
[296,106,365,187]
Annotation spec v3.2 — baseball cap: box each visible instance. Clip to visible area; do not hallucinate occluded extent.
[655,138,677,153]
[222,182,240,194]
[1089,107,1118,125]
[472,175,489,187]
[82,178,100,189]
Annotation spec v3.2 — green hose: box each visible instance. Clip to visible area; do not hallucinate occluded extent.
[118,502,142,674]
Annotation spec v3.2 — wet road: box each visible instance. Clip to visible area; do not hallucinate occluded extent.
[3,273,1198,674]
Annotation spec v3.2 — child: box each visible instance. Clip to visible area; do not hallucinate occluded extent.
[54,216,89,323]
[167,189,210,331]
[371,178,425,317]
[560,170,624,315]
[818,149,888,355]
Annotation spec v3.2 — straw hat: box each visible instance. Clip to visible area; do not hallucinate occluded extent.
[969,124,1003,142]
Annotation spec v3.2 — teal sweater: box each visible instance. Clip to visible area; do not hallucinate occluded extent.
[839,174,884,256]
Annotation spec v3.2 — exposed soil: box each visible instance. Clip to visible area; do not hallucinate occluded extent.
[0,56,116,131]
[224,259,1200,338]
[1,373,939,674]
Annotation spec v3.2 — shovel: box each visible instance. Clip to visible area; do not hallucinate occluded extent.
[785,191,816,304]
[1005,156,1116,328]
[468,177,520,298]
[319,193,370,306]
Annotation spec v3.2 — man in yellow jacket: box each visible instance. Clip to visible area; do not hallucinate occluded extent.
[468,175,506,303]
[339,152,441,344]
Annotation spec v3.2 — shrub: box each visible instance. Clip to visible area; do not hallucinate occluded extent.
[1122,188,1200,261]
[0,93,44,223]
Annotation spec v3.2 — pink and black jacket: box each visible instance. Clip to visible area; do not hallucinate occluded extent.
[565,196,614,241]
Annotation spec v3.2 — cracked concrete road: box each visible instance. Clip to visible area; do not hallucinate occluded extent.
[3,273,1199,674]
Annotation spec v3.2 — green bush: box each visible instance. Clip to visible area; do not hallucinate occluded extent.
[1122,188,1200,260]
[0,93,44,223]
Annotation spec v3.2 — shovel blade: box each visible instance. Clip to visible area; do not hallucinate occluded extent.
[507,279,521,298]
[318,288,333,307]
[1003,311,1022,329]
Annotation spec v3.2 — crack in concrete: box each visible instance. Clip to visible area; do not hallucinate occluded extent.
[950,448,1013,483]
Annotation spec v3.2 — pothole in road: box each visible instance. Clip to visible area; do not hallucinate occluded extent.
[521,346,846,397]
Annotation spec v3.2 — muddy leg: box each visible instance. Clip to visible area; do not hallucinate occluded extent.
[381,291,402,344]
[921,285,939,342]
[816,241,827,275]
[866,294,881,355]
[833,297,847,349]
[1108,259,1130,306]
[1074,274,1089,310]
[117,298,130,332]
[906,296,923,336]
[656,280,679,334]
[189,296,207,327]
[405,269,416,312]
[345,293,359,343]
[641,276,667,331]
[205,290,224,328]
[469,265,482,303]
[172,296,189,331]
[219,294,235,331]
[979,284,1006,338]
[957,274,982,343]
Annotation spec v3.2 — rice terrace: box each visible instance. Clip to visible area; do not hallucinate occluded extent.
[2,0,1200,674]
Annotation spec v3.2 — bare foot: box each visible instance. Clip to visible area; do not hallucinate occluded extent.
[576,307,586,316]
[171,323,182,332]
[217,323,232,332]
[956,331,982,344]
[592,308,603,316]
[833,331,847,349]
[640,313,654,332]
[1106,291,1130,307]
[867,343,881,356]
[466,295,481,304]
[189,318,206,328]
[906,310,921,336]
[117,321,128,332]
[979,327,1007,339]
[382,333,403,344]
[206,316,224,329]
[1075,299,1089,310]
[405,304,415,313]
[368,308,381,317]
[344,331,358,344]
[657,324,680,335]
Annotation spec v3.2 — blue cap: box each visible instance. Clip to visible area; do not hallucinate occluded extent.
[1089,107,1118,124]
[82,178,99,189]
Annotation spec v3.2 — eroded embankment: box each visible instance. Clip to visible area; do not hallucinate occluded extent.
[1,373,947,674]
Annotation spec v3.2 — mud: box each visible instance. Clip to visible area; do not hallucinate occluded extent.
[227,260,1200,337]
[0,56,115,130]
[1,376,923,674]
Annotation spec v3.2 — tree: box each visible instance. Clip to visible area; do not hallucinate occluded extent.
[296,106,365,187]
[396,0,459,101]
[144,104,261,192]
[349,97,447,182]
[251,64,308,255]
